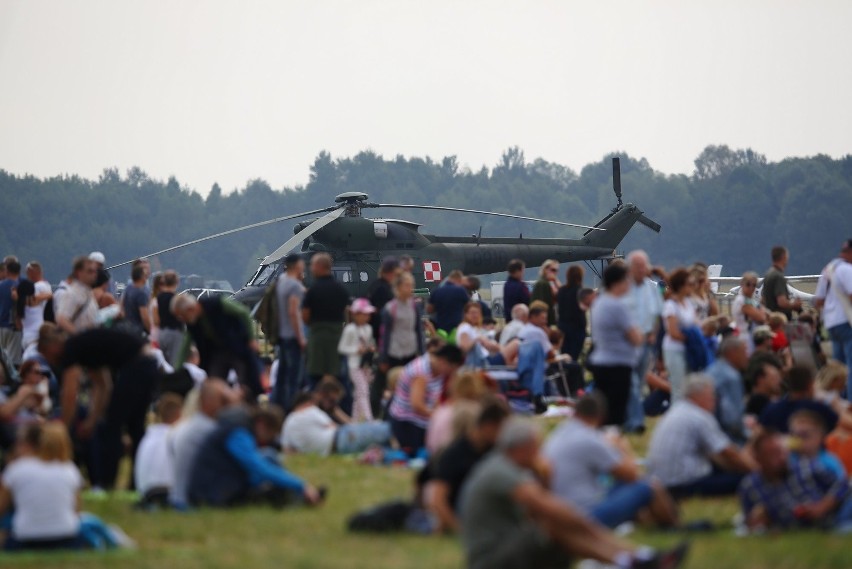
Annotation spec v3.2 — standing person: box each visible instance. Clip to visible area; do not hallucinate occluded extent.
[147,273,164,347]
[387,344,465,455]
[460,417,690,569]
[732,272,767,354]
[302,253,350,389]
[530,259,560,327]
[557,265,586,360]
[502,259,530,322]
[762,246,802,320]
[623,251,663,433]
[338,298,376,422]
[374,271,425,417]
[367,258,398,342]
[689,265,719,321]
[121,264,150,337]
[58,327,160,489]
[814,239,852,398]
[55,257,98,334]
[19,262,52,355]
[427,270,470,337]
[662,268,698,402]
[272,254,307,412]
[171,294,262,398]
[589,264,643,426]
[0,259,22,365]
[154,271,184,365]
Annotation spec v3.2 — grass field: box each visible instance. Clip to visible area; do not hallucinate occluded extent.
[2,430,851,568]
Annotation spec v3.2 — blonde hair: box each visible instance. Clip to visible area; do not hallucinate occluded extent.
[539,260,558,278]
[768,312,788,328]
[449,371,487,401]
[450,400,482,440]
[817,360,849,393]
[38,422,73,462]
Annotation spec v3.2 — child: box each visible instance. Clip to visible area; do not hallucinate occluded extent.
[339,298,376,422]
[788,409,846,478]
[768,312,790,353]
[135,393,184,506]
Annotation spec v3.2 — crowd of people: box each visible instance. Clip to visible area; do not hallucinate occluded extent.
[0,237,850,567]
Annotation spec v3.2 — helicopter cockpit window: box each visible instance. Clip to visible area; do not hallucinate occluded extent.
[249,264,281,287]
[359,271,368,282]
[332,267,353,284]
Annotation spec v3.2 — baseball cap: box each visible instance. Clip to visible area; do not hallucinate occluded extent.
[89,251,106,265]
[350,298,376,314]
[752,325,776,342]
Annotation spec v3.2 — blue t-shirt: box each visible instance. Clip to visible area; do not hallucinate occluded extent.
[589,293,637,367]
[429,282,470,332]
[0,279,17,329]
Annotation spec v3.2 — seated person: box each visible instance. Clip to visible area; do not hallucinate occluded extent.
[281,381,392,456]
[744,360,783,419]
[543,393,677,529]
[499,304,528,347]
[426,371,490,455]
[428,397,510,533]
[704,337,749,444]
[1,360,51,428]
[134,393,183,505]
[643,364,671,418]
[188,404,322,507]
[789,409,845,478]
[460,417,689,569]
[0,423,127,551]
[646,374,756,498]
[740,429,852,532]
[170,378,237,509]
[759,365,839,435]
[456,302,519,367]
[518,302,559,360]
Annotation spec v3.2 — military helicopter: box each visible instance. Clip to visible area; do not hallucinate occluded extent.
[109,158,660,307]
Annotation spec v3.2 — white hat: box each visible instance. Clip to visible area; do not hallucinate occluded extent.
[89,251,106,265]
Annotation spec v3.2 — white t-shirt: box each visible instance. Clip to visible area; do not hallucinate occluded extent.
[1,457,82,540]
[456,322,490,359]
[815,259,852,329]
[732,292,760,353]
[499,319,525,346]
[135,424,175,495]
[22,280,51,347]
[662,298,697,352]
[281,405,337,456]
[338,323,374,373]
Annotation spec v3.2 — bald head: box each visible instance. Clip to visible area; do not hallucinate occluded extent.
[627,250,650,283]
[198,378,235,418]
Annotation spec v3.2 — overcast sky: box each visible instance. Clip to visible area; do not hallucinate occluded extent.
[1,1,850,195]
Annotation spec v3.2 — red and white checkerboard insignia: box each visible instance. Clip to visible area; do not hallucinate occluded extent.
[423,261,442,282]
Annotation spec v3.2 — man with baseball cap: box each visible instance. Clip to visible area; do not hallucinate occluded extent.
[814,239,852,398]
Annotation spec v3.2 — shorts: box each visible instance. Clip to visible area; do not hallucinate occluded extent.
[487,353,506,366]
[469,523,571,569]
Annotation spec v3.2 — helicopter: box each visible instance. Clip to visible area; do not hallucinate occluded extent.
[109,157,661,307]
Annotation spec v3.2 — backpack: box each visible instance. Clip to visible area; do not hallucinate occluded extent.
[254,280,279,341]
[347,500,413,533]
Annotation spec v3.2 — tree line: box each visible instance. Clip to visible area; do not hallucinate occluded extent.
[1,144,850,287]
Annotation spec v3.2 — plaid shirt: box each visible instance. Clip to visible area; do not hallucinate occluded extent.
[739,453,851,529]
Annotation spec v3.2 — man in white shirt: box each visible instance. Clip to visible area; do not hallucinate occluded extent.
[19,262,52,353]
[281,384,391,456]
[518,304,554,358]
[814,239,852,398]
[646,375,756,499]
[55,256,98,334]
[623,251,663,433]
[500,304,528,347]
[135,393,183,504]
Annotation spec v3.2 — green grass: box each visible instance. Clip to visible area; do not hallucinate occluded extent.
[2,432,851,568]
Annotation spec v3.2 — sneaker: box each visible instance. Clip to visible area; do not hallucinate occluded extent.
[631,541,689,569]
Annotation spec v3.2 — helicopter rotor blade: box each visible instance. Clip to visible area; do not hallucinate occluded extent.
[261,206,346,265]
[106,206,336,270]
[367,204,605,231]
